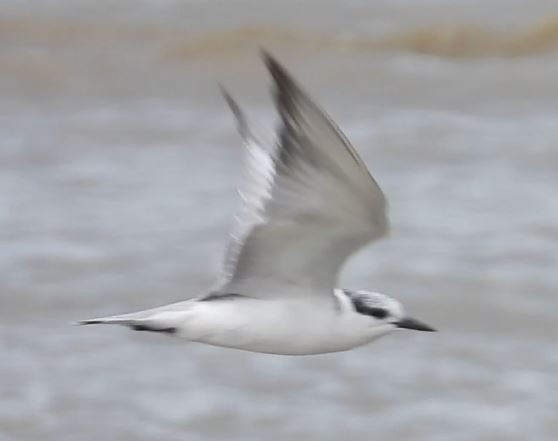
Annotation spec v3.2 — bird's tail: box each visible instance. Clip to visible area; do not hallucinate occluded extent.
[75,304,192,335]
[76,314,138,327]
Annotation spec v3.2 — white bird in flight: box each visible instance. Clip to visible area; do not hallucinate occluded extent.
[78,52,435,355]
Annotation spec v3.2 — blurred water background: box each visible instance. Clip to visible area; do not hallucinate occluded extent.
[1,1,557,440]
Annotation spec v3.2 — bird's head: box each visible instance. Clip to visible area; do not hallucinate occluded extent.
[342,289,436,333]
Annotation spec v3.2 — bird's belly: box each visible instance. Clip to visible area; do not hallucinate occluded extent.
[179,300,366,355]
[195,325,359,355]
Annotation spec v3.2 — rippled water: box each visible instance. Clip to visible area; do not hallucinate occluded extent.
[1,1,557,440]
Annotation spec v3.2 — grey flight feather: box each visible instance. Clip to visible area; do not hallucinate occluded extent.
[216,51,389,298]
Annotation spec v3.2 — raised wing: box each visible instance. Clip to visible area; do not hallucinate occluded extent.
[218,52,388,297]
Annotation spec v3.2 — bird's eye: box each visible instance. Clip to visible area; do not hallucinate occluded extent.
[367,307,388,319]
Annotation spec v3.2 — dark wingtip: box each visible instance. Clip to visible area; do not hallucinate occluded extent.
[219,84,249,138]
[219,84,239,115]
[259,48,275,68]
[260,49,296,89]
[218,82,229,100]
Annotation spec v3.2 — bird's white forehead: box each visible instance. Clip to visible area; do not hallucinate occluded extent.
[355,290,388,304]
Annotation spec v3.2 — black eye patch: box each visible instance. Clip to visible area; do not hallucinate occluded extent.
[367,307,388,319]
[345,291,390,319]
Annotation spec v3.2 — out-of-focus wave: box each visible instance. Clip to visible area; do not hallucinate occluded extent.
[167,18,558,58]
[0,17,161,42]
[2,15,558,59]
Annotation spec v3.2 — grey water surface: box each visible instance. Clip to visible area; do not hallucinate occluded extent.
[1,1,557,440]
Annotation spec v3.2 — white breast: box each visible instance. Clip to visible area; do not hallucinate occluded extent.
[175,295,392,355]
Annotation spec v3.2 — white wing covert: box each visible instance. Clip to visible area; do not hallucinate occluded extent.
[219,52,388,297]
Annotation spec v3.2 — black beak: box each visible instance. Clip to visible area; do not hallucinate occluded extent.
[396,317,437,332]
